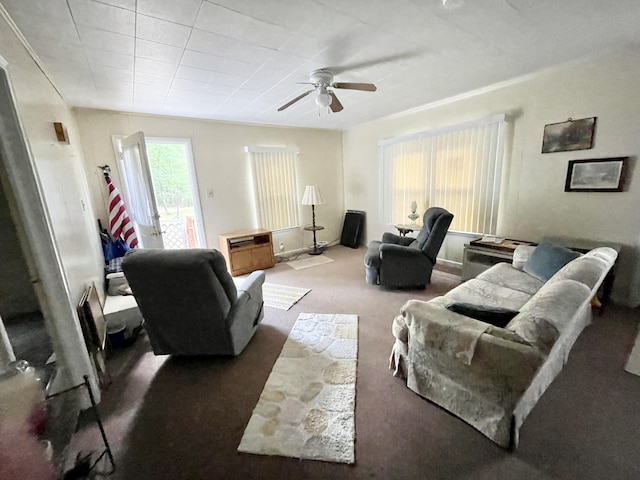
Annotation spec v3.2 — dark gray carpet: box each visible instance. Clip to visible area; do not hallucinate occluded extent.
[67,246,640,480]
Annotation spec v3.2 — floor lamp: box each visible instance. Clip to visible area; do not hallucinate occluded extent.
[301,185,325,255]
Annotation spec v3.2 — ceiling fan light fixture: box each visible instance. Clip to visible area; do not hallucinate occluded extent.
[315,90,332,108]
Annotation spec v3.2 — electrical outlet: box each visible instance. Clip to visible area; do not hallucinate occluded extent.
[279,242,284,251]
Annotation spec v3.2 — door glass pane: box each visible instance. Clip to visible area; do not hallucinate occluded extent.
[145,140,204,248]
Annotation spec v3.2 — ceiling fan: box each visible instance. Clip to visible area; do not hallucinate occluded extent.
[277,69,377,113]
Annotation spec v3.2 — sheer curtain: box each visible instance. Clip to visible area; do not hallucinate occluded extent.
[379,114,506,234]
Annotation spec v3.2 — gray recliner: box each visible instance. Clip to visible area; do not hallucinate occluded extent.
[121,248,264,356]
[364,207,454,288]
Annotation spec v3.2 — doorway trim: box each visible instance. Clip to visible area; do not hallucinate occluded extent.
[0,56,98,396]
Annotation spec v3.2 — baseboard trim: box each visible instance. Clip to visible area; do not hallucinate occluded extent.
[437,258,462,268]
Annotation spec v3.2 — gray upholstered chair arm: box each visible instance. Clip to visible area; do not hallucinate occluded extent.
[230,270,265,324]
[379,243,424,260]
[227,270,265,354]
[382,232,414,246]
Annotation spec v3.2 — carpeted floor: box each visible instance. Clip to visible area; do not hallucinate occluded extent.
[72,245,640,480]
[624,322,640,376]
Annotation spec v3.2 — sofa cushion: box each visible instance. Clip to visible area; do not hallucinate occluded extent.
[446,302,519,328]
[506,279,591,352]
[444,278,533,311]
[546,255,608,290]
[512,245,537,271]
[523,243,580,282]
[477,262,544,296]
[505,314,559,353]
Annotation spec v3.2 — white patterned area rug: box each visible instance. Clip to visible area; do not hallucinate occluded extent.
[286,255,333,270]
[624,322,640,376]
[262,283,311,311]
[238,313,358,464]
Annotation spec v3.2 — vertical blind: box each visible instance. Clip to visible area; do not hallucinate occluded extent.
[379,114,506,234]
[247,146,299,231]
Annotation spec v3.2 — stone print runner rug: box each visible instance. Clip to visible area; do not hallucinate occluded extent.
[262,283,311,311]
[238,313,358,464]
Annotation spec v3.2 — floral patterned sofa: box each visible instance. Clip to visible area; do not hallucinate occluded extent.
[389,244,618,449]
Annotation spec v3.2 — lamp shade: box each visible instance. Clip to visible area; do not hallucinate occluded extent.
[301,185,325,205]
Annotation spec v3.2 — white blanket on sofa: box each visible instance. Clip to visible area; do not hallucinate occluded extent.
[402,300,490,365]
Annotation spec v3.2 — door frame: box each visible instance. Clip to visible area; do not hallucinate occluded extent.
[145,136,207,248]
[0,55,98,397]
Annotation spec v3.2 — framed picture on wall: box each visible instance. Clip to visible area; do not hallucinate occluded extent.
[564,157,627,192]
[542,117,596,153]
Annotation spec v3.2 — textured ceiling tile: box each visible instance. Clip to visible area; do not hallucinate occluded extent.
[136,14,192,47]
[77,25,134,56]
[6,0,640,129]
[206,71,246,88]
[134,83,170,96]
[98,0,136,11]
[137,0,202,26]
[187,29,275,64]
[181,50,259,76]
[165,89,206,101]
[85,48,134,70]
[135,58,178,76]
[2,0,74,23]
[67,0,135,36]
[13,18,81,47]
[175,65,215,82]
[171,78,209,93]
[194,2,253,37]
[135,72,173,88]
[136,39,184,64]
[90,65,134,83]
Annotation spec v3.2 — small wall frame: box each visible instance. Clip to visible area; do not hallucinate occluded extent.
[542,117,596,153]
[564,157,627,192]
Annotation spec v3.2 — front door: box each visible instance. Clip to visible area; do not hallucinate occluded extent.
[114,132,164,249]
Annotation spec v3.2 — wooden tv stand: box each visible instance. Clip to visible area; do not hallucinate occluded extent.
[219,228,275,276]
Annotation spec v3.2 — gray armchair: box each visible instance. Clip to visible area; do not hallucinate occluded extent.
[121,248,264,356]
[364,207,454,288]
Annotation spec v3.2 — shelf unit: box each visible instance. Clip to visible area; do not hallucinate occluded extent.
[462,238,535,281]
[218,228,275,276]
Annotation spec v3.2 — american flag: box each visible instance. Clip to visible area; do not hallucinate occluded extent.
[105,174,138,249]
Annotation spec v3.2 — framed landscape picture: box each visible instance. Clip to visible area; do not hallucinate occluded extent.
[542,117,596,153]
[564,157,627,192]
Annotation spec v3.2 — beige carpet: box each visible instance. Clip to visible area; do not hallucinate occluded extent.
[286,255,333,270]
[238,313,358,464]
[624,322,640,376]
[262,283,311,311]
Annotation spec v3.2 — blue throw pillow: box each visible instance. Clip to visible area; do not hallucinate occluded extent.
[446,302,519,327]
[523,242,580,282]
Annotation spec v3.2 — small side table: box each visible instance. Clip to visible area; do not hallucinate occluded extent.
[304,225,325,255]
[394,224,417,236]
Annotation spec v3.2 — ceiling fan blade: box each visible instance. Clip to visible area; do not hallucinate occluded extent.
[277,89,314,111]
[329,91,343,113]
[332,82,377,92]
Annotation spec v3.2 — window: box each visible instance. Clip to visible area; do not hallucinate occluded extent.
[247,145,300,231]
[379,114,506,234]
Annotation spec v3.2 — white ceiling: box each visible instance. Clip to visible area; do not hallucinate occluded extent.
[2,0,640,130]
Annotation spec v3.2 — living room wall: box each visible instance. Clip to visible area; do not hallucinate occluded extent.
[0,12,105,389]
[74,110,343,256]
[343,46,640,306]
